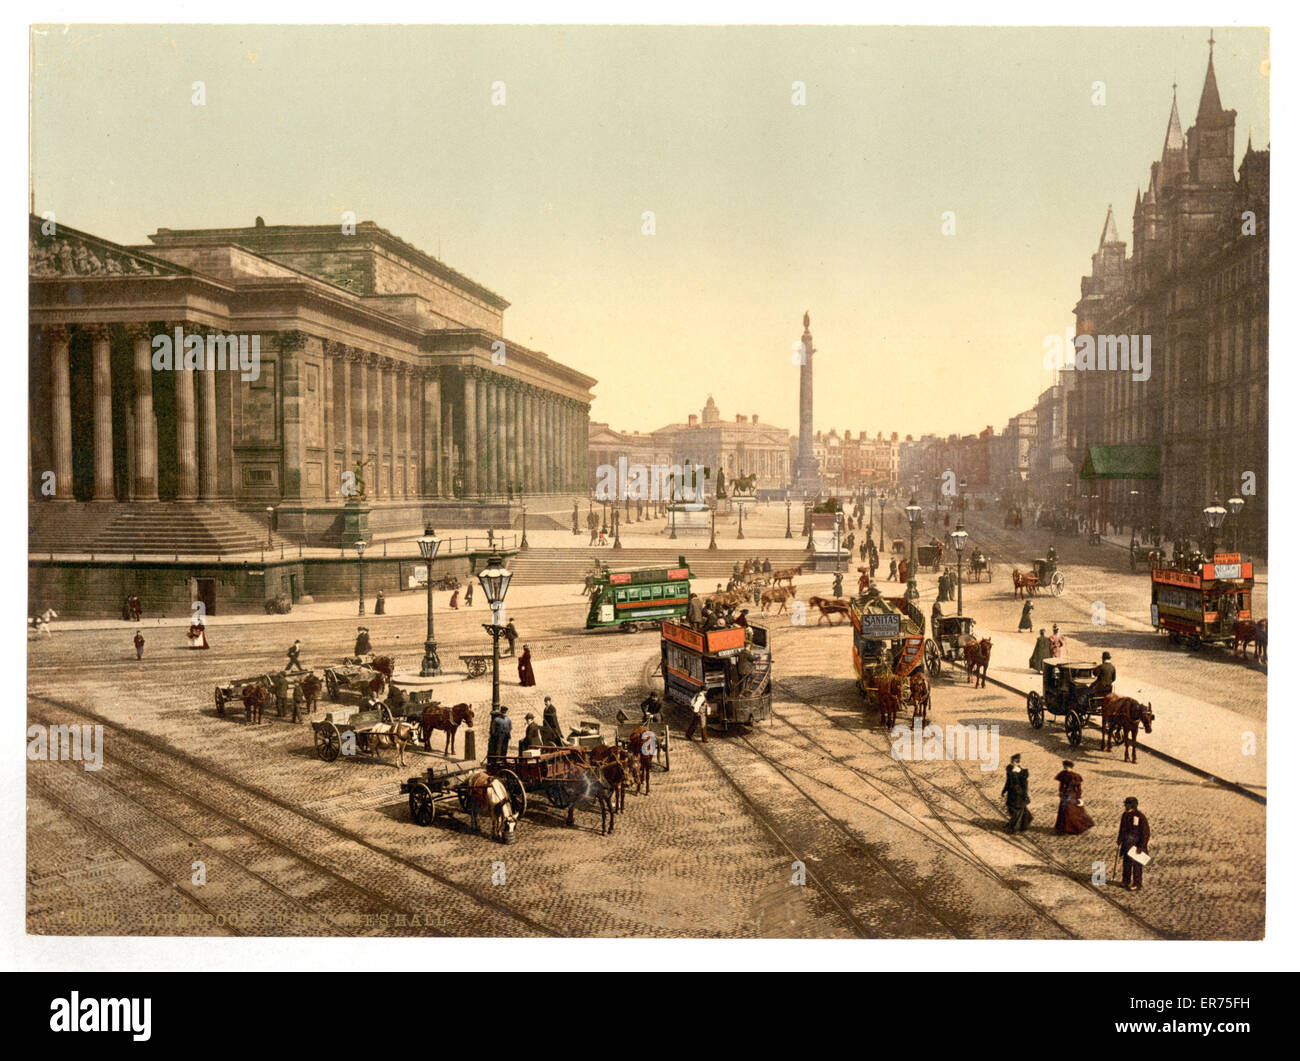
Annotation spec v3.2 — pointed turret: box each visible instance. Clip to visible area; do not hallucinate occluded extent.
[1099,204,1121,246]
[1157,87,1188,189]
[1197,30,1224,120]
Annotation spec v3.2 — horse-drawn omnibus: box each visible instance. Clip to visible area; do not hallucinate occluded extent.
[849,594,931,725]
[585,558,693,632]
[659,619,772,731]
[1150,553,1254,649]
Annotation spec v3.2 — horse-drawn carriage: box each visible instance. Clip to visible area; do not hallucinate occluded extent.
[1130,543,1165,572]
[966,549,993,582]
[322,657,390,701]
[916,544,942,572]
[1026,660,1103,747]
[213,672,277,718]
[1032,557,1065,596]
[924,615,977,676]
[850,595,932,726]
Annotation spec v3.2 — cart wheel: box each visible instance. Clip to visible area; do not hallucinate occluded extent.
[924,639,941,678]
[1027,691,1045,729]
[1065,711,1083,746]
[409,783,434,826]
[498,769,527,818]
[545,781,568,808]
[380,703,395,725]
[470,659,487,678]
[215,688,225,716]
[1051,573,1065,596]
[315,722,342,762]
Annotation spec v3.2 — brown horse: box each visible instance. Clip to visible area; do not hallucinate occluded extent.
[760,585,798,615]
[1234,619,1268,663]
[559,763,616,835]
[877,672,902,728]
[963,637,992,688]
[1099,695,1154,763]
[624,726,657,797]
[587,743,633,810]
[1010,569,1039,599]
[909,671,931,726]
[421,702,475,755]
[772,566,803,589]
[241,682,266,724]
[807,596,852,625]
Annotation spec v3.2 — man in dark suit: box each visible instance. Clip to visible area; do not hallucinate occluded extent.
[488,706,511,759]
[1117,796,1151,890]
[1092,651,1117,697]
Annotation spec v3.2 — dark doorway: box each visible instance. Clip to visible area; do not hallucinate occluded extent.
[288,573,299,603]
[195,578,217,617]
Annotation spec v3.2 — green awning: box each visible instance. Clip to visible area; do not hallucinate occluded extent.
[1079,445,1161,480]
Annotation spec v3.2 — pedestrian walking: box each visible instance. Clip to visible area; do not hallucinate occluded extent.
[1048,624,1064,658]
[1053,760,1094,834]
[1001,753,1032,833]
[888,558,898,581]
[133,629,145,660]
[684,688,710,742]
[1029,628,1051,672]
[374,589,385,615]
[1018,599,1034,631]
[286,639,304,671]
[354,626,371,657]
[301,672,321,721]
[504,618,518,656]
[1117,796,1151,890]
[464,582,474,607]
[449,588,459,609]
[832,572,844,598]
[541,698,567,746]
[517,644,536,686]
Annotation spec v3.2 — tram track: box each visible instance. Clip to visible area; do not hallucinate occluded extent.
[768,680,1172,939]
[27,695,564,938]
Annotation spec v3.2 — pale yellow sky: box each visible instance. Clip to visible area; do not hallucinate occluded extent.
[32,24,1269,438]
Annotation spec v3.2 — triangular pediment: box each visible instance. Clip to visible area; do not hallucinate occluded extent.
[29,216,189,279]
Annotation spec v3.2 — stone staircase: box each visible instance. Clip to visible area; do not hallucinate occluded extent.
[29,502,295,556]
[505,546,814,586]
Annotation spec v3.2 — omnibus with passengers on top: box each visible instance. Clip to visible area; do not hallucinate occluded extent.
[1150,552,1254,649]
[585,558,693,632]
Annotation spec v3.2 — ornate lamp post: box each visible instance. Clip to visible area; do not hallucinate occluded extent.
[878,492,886,552]
[354,540,367,616]
[600,499,609,536]
[1203,499,1227,558]
[612,506,622,550]
[417,525,442,676]
[784,499,792,539]
[519,501,529,550]
[1129,489,1140,541]
[737,499,745,540]
[952,523,968,617]
[1227,495,1244,552]
[477,554,513,716]
[904,496,921,601]
[669,474,678,540]
[709,501,718,550]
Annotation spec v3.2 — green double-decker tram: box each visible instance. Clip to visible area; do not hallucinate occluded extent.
[584,557,694,632]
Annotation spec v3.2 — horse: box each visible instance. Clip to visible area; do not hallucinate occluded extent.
[1234,619,1267,663]
[586,744,633,810]
[963,637,992,688]
[772,566,803,589]
[624,726,657,797]
[1099,695,1154,763]
[1010,569,1038,599]
[421,702,475,755]
[366,720,419,767]
[1254,619,1268,663]
[760,585,798,615]
[462,771,518,842]
[240,682,266,725]
[909,671,931,726]
[877,673,902,728]
[29,609,58,635]
[807,596,851,625]
[559,763,616,835]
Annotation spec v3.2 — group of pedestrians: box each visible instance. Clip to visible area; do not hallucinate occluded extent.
[1001,753,1151,891]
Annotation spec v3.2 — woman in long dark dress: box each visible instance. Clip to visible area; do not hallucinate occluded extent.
[517,645,536,687]
[1053,761,1094,834]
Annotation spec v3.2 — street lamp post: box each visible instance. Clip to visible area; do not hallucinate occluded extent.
[477,554,513,717]
[669,475,678,540]
[355,540,367,616]
[266,506,274,547]
[1227,495,1245,552]
[737,500,745,540]
[709,501,718,550]
[952,523,968,617]
[904,497,921,601]
[519,502,529,550]
[1203,499,1227,559]
[612,506,622,550]
[878,493,885,552]
[417,525,442,676]
[785,499,792,539]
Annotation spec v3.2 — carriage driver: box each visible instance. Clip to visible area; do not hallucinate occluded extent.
[1090,651,1117,699]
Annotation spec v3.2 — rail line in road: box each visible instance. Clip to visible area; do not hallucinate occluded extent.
[768,681,1171,939]
[29,696,564,938]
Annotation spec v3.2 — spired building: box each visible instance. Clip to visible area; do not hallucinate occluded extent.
[1071,39,1268,552]
[28,216,596,548]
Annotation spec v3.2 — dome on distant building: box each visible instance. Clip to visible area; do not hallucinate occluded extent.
[702,394,720,423]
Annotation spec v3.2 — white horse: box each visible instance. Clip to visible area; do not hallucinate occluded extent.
[28,609,58,638]
[463,772,519,843]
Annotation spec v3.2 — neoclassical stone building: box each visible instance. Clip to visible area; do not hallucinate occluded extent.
[29,216,595,544]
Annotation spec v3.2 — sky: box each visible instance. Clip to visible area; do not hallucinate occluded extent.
[31,24,1270,439]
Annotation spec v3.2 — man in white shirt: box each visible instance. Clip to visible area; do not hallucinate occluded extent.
[684,689,710,742]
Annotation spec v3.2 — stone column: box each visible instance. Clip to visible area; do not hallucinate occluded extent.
[199,333,218,501]
[532,393,542,494]
[358,354,370,494]
[47,326,73,499]
[174,326,198,501]
[496,383,507,495]
[375,359,388,499]
[321,345,334,501]
[539,397,550,493]
[423,372,441,498]
[279,331,307,500]
[463,371,478,496]
[484,377,498,495]
[339,349,354,498]
[400,367,411,500]
[130,325,157,501]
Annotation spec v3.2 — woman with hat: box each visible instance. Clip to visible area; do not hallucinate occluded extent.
[1052,760,1094,834]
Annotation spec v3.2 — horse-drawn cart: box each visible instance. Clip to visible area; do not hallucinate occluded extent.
[312,703,409,762]
[323,657,390,701]
[1032,557,1065,596]
[213,673,276,718]
[916,544,942,572]
[966,549,993,582]
[924,615,977,676]
[1026,660,1103,747]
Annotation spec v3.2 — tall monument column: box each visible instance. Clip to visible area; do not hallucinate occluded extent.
[793,311,822,493]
